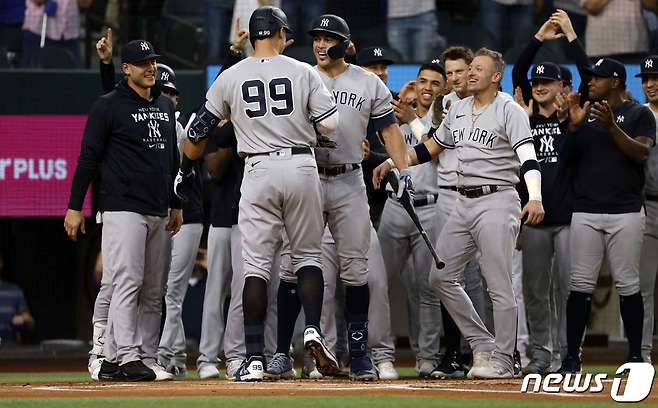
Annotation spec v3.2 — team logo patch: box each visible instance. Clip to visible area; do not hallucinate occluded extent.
[160,71,169,81]
[373,48,382,57]
[536,65,544,75]
[140,41,150,51]
[647,59,654,69]
[320,18,330,27]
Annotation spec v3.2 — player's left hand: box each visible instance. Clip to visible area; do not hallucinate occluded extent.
[362,139,370,160]
[166,208,183,236]
[589,100,615,130]
[398,168,415,201]
[521,200,545,225]
[392,99,417,124]
[514,86,534,117]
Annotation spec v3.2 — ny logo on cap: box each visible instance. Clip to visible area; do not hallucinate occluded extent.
[161,72,169,81]
[140,41,150,51]
[647,59,654,69]
[617,115,624,123]
[432,58,441,64]
[373,48,382,57]
[536,65,545,75]
[320,18,329,27]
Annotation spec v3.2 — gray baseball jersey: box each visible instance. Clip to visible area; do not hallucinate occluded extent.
[205,55,337,155]
[433,92,533,186]
[399,112,439,195]
[314,64,395,166]
[434,91,463,186]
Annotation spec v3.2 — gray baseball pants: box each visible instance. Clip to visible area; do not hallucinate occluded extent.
[521,225,570,365]
[377,198,441,365]
[158,223,204,367]
[101,211,171,365]
[430,187,521,371]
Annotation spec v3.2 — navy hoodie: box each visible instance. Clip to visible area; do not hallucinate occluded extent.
[68,79,181,216]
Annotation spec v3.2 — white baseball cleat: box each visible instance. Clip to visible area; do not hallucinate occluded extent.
[303,326,339,376]
[198,364,221,380]
[88,357,104,381]
[377,361,399,380]
[468,359,514,379]
[148,362,175,381]
[225,360,242,380]
[234,356,265,382]
[466,351,492,379]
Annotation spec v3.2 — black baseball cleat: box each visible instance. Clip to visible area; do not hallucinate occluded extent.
[119,360,156,381]
[98,360,121,381]
[513,349,523,378]
[431,350,465,379]
[558,354,582,374]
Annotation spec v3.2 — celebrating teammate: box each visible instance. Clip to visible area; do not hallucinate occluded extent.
[374,48,545,379]
[559,58,655,373]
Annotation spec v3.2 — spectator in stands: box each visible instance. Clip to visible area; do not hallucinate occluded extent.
[479,0,536,62]
[280,0,323,46]
[585,0,649,59]
[0,254,35,345]
[0,0,25,67]
[387,0,443,62]
[205,0,235,65]
[20,0,91,68]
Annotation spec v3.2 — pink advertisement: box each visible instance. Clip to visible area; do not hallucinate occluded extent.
[0,115,92,217]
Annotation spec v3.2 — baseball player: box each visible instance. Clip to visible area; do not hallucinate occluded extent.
[559,58,655,373]
[511,19,574,375]
[269,14,411,381]
[377,61,446,377]
[85,33,187,382]
[638,55,658,364]
[182,6,374,381]
[65,39,183,381]
[374,48,545,379]
[427,46,492,379]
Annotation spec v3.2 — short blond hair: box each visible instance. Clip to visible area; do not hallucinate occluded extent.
[474,48,505,77]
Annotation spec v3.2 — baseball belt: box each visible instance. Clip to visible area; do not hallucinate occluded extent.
[317,163,360,176]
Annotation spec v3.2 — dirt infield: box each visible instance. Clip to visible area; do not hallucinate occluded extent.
[1,378,656,403]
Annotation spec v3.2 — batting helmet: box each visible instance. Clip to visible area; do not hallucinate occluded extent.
[156,63,178,94]
[249,6,291,45]
[308,15,351,60]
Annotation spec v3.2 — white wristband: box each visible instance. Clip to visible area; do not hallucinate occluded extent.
[524,169,542,202]
[409,118,425,143]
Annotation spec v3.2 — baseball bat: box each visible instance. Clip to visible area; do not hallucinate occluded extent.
[386,173,445,270]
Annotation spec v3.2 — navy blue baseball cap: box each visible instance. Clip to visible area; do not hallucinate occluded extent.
[357,46,395,66]
[636,55,658,78]
[585,58,626,84]
[530,62,562,82]
[121,40,161,64]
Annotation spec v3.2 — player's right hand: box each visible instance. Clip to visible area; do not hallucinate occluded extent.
[567,93,590,131]
[521,200,545,225]
[96,27,113,64]
[514,87,534,117]
[372,160,393,190]
[64,209,86,242]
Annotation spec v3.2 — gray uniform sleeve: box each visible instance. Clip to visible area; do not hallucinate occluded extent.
[308,67,337,123]
[204,74,229,120]
[370,77,396,130]
[504,100,534,150]
[432,111,455,149]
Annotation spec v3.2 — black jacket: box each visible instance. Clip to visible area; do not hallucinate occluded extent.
[68,79,181,216]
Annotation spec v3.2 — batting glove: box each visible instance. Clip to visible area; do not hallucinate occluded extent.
[173,168,195,203]
[397,169,415,202]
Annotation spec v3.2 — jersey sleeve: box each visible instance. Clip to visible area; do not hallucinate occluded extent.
[204,74,229,120]
[370,77,396,130]
[432,111,455,149]
[631,106,657,144]
[307,68,337,124]
[504,100,534,150]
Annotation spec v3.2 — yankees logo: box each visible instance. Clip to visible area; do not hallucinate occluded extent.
[539,135,554,153]
[320,18,330,27]
[147,120,161,140]
[160,71,169,81]
[373,48,382,57]
[616,115,624,123]
[140,41,150,51]
[647,59,654,69]
[536,65,545,75]
[595,59,603,66]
